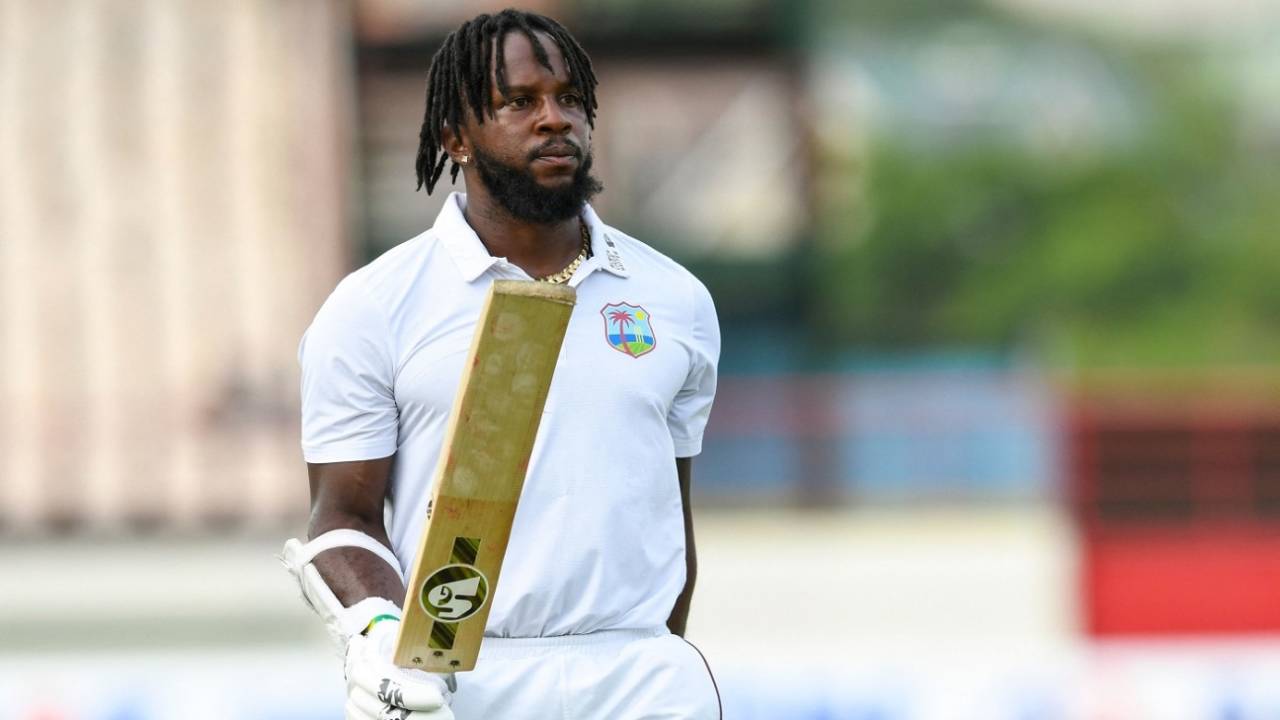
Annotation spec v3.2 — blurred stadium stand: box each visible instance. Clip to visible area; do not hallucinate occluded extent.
[701,366,1060,505]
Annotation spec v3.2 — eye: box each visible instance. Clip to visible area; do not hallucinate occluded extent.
[560,93,582,107]
[507,96,531,109]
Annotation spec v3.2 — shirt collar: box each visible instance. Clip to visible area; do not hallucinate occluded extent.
[435,192,500,283]
[434,192,632,283]
[581,202,631,280]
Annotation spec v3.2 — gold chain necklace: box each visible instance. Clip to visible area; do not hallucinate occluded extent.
[536,220,591,284]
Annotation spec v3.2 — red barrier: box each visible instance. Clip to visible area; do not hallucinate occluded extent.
[1071,397,1280,635]
[1083,525,1280,635]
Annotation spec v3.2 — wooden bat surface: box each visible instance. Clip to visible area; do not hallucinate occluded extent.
[394,280,576,672]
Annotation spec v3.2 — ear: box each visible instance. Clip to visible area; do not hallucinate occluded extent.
[442,124,471,167]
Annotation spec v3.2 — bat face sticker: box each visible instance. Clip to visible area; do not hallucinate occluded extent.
[419,563,490,623]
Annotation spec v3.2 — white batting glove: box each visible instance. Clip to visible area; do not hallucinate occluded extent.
[344,618,455,720]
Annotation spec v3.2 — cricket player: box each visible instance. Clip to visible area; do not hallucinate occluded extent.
[282,8,721,719]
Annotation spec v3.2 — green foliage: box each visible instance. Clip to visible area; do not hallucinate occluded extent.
[812,43,1280,368]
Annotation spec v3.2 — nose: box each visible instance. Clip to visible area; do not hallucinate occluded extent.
[536,95,572,135]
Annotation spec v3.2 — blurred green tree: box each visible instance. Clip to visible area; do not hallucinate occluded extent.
[812,40,1280,368]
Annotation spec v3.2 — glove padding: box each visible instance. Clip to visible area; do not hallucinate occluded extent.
[345,619,454,720]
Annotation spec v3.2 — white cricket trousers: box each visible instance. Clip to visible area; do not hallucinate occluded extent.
[451,628,722,719]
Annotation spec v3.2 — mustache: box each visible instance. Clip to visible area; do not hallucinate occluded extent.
[527,140,583,161]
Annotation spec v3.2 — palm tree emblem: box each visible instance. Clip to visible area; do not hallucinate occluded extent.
[600,302,656,358]
[608,309,636,356]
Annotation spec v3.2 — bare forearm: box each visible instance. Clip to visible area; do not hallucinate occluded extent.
[306,458,404,608]
[308,512,406,607]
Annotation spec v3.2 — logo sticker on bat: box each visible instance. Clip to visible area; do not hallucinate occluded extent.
[419,563,490,623]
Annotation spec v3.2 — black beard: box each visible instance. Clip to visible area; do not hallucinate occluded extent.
[471,146,604,224]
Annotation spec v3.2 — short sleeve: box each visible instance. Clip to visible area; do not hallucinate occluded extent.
[298,277,400,463]
[667,277,721,457]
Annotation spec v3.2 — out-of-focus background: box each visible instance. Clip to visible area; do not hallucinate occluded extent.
[3,0,1280,717]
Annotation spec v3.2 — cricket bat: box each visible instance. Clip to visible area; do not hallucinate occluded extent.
[393,280,576,672]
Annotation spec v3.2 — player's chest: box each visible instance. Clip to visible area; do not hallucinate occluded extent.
[393,289,690,418]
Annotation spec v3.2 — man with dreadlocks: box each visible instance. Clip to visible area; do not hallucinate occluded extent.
[282,8,722,720]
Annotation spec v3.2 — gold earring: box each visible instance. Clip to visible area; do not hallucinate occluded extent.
[458,154,470,165]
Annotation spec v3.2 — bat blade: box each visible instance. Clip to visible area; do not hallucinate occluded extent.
[393,280,576,672]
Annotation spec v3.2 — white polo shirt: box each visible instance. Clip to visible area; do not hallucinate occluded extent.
[299,192,720,638]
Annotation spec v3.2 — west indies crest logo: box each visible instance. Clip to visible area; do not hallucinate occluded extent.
[600,302,656,357]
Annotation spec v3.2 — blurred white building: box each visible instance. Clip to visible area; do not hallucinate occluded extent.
[1,0,353,533]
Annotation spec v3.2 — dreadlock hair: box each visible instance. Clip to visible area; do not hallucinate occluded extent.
[415,9,599,194]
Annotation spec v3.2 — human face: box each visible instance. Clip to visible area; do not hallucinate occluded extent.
[468,31,594,191]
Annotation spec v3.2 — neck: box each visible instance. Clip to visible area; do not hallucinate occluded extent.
[461,186,584,279]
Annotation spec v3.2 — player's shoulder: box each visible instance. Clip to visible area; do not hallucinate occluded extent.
[329,229,448,310]
[342,230,431,290]
[598,222,684,276]
[596,219,714,310]
[303,230,450,361]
